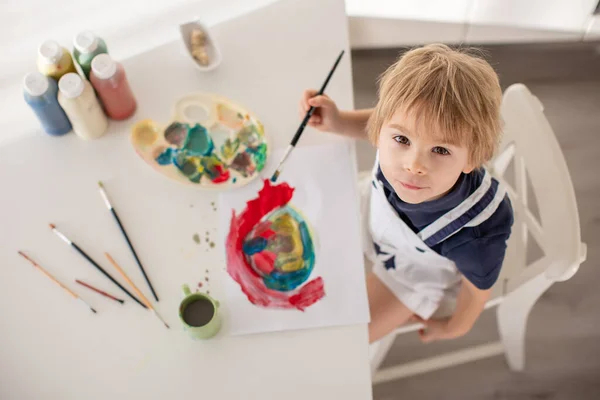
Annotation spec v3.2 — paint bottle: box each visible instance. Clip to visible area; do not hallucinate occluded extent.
[73,31,108,79]
[37,40,77,81]
[89,54,137,120]
[23,72,72,136]
[58,73,108,140]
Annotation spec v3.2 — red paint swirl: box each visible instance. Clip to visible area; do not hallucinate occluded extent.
[225,179,325,311]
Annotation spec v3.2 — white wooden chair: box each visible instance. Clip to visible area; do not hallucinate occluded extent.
[369,83,588,385]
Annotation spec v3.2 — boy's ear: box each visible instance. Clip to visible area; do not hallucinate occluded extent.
[463,162,475,174]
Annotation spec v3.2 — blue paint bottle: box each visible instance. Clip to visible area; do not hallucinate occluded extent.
[23,72,72,136]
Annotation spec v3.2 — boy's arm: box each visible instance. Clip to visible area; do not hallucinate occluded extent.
[337,109,373,140]
[446,276,491,336]
[417,276,491,342]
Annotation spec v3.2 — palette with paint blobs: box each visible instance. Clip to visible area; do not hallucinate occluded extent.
[131,93,269,189]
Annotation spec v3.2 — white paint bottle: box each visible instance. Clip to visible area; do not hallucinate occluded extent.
[58,73,108,140]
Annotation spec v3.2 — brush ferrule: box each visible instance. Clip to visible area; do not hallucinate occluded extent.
[99,188,112,210]
[275,145,293,174]
[52,228,72,245]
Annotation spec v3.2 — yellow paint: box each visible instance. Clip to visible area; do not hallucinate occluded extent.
[272,213,304,272]
[132,120,159,147]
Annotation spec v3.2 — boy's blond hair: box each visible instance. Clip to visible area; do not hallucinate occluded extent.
[367,44,502,167]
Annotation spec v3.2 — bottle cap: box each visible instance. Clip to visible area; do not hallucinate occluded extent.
[58,73,85,98]
[23,72,49,96]
[38,40,62,64]
[73,31,99,54]
[91,54,117,79]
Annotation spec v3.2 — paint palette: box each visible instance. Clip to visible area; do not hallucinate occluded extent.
[131,93,269,189]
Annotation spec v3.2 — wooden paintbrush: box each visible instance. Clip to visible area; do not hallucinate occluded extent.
[270,50,345,182]
[75,279,125,304]
[49,224,147,309]
[105,253,170,329]
[18,251,97,313]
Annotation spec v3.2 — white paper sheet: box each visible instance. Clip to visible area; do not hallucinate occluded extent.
[218,143,370,335]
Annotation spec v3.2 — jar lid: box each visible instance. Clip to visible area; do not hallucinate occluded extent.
[73,31,99,53]
[38,40,62,64]
[58,73,85,98]
[23,72,49,96]
[91,54,117,79]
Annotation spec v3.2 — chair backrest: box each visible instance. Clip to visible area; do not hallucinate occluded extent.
[489,84,586,296]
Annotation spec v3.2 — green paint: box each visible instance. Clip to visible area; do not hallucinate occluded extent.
[238,125,259,147]
[200,154,225,180]
[183,124,213,156]
[248,143,267,171]
[221,137,240,160]
[193,233,200,244]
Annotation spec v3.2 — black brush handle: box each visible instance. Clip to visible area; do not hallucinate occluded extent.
[71,243,147,309]
[290,49,345,147]
[111,209,159,302]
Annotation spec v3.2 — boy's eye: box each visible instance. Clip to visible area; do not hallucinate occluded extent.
[393,135,410,145]
[432,146,450,155]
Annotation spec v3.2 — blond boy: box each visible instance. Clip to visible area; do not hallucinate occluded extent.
[299,44,513,343]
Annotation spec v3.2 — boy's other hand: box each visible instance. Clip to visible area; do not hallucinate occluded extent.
[299,89,343,133]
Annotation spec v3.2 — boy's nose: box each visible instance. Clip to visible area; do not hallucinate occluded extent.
[404,152,426,175]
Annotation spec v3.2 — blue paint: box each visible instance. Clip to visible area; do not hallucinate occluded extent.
[263,216,315,292]
[23,72,71,136]
[242,237,268,255]
[156,147,174,165]
[244,206,316,292]
[232,177,237,183]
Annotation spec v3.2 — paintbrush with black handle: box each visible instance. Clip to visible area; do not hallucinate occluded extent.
[270,50,345,182]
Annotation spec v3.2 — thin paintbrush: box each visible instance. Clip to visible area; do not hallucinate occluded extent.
[97,181,159,302]
[49,224,147,309]
[17,251,97,313]
[270,50,345,182]
[75,279,125,304]
[105,253,170,329]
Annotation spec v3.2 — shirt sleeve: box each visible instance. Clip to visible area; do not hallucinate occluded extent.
[443,196,514,290]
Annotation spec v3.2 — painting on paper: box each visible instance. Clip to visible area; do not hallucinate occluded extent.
[131,93,268,189]
[226,179,325,311]
[218,144,370,336]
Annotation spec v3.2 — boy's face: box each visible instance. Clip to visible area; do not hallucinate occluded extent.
[378,108,474,204]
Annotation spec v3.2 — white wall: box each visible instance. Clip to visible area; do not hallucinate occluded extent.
[347,0,600,48]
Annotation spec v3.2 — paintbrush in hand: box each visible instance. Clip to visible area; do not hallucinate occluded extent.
[270,49,345,182]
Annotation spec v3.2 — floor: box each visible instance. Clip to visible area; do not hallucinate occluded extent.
[350,42,600,399]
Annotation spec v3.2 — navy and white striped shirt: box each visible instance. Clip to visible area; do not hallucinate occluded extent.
[377,167,514,290]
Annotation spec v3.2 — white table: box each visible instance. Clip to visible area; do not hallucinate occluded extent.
[0,0,373,398]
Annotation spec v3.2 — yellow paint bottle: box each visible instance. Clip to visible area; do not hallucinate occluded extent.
[37,40,77,81]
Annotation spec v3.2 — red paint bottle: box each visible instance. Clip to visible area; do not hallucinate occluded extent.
[89,54,136,120]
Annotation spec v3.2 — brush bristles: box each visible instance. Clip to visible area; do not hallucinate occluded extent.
[271,171,280,182]
[98,181,104,188]
[49,223,56,230]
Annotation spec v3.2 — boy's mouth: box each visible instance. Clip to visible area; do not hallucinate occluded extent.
[399,181,424,190]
